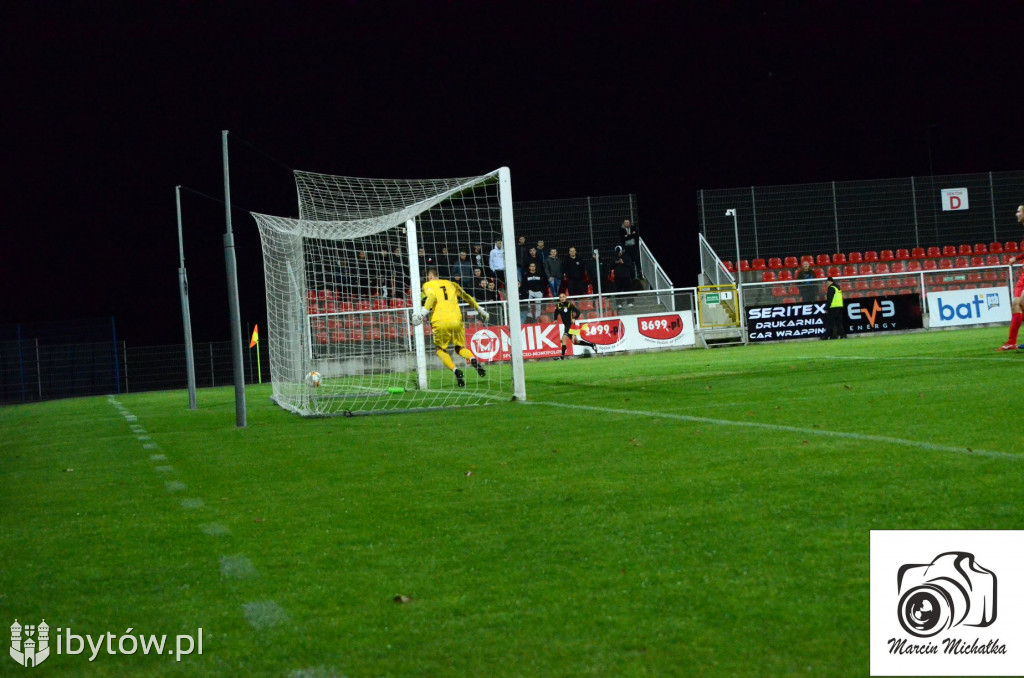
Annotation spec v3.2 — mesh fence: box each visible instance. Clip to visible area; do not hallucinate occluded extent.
[699,170,1024,267]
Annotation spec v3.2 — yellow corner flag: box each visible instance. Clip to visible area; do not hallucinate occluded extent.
[249,324,259,348]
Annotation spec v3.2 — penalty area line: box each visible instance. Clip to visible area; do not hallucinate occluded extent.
[530,400,1019,460]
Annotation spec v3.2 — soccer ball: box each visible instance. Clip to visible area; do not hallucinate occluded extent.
[305,371,322,388]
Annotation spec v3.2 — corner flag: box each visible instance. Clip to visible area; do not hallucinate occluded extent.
[249,324,259,348]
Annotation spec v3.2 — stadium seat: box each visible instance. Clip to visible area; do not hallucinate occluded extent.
[761,271,777,282]
[974,243,988,254]
[922,259,937,270]
[875,263,890,274]
[337,301,354,313]
[1006,241,1021,253]
[959,244,972,255]
[356,300,372,311]
[314,331,329,345]
[778,270,793,281]
[954,257,968,268]
[984,271,999,282]
[986,255,1001,266]
[827,266,841,277]
[940,259,954,269]
[889,262,905,273]
[752,258,767,270]
[839,281,854,292]
[801,255,815,264]
[864,251,879,263]
[911,247,926,259]
[843,265,857,277]
[723,261,735,272]
[902,276,919,288]
[832,253,847,265]
[771,286,787,297]
[788,285,800,296]
[907,260,922,272]
[855,279,869,291]
[848,251,863,264]
[859,264,873,275]
[768,257,783,269]
[970,256,984,267]
[1004,253,1017,264]
[880,250,894,261]
[871,278,886,290]
[389,297,410,309]
[886,278,902,290]
[896,248,910,260]
[577,299,595,311]
[814,268,825,278]
[816,254,831,265]
[739,260,751,271]
[990,242,1004,253]
[967,272,982,283]
[784,256,799,268]
[371,299,388,310]
[930,247,944,258]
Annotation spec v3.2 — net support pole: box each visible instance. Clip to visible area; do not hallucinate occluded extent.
[727,208,746,339]
[222,130,247,427]
[498,167,527,401]
[406,218,429,390]
[176,186,198,410]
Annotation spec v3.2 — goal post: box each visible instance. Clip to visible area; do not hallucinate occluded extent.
[251,167,525,416]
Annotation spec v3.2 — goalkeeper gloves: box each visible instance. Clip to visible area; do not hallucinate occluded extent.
[477,308,490,322]
[411,311,428,326]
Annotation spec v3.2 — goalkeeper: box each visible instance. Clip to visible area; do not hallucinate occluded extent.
[412,269,489,387]
[554,291,599,360]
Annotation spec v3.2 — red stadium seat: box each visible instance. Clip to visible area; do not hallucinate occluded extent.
[1005,253,1018,264]
[871,278,886,290]
[848,251,863,264]
[984,271,999,282]
[784,256,799,268]
[832,253,847,264]
[859,264,873,275]
[778,270,793,281]
[986,255,1001,266]
[827,266,841,277]
[1005,241,1020,252]
[940,259,954,269]
[772,286,787,297]
[923,259,937,270]
[768,257,783,269]
[739,260,751,271]
[954,257,968,268]
[761,271,777,282]
[907,260,922,272]
[854,279,869,291]
[314,331,329,345]
[974,243,988,254]
[970,256,984,267]
[816,254,831,265]
[880,250,894,261]
[875,263,890,274]
[930,247,944,258]
[967,272,982,283]
[864,251,879,263]
[752,258,767,270]
[990,242,1004,253]
[843,265,857,276]
[958,244,972,255]
[814,268,825,278]
[723,261,735,272]
[911,247,926,259]
[840,281,854,292]
[801,255,815,264]
[889,261,905,273]
[886,278,902,290]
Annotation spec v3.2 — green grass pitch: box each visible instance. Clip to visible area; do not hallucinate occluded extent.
[2,326,1021,677]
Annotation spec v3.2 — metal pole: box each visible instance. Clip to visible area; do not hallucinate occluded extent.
[222,130,247,427]
[586,197,595,269]
[989,171,997,243]
[832,181,840,254]
[727,208,745,339]
[176,187,198,410]
[750,187,759,258]
[911,176,920,248]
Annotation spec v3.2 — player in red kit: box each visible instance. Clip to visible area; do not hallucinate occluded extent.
[999,204,1024,350]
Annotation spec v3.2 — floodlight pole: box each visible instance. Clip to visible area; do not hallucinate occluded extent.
[223,130,247,427]
[726,208,746,338]
[176,186,197,410]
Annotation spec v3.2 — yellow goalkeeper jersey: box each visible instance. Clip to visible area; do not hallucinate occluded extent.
[422,278,478,323]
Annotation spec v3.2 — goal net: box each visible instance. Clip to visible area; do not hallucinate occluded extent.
[251,167,525,416]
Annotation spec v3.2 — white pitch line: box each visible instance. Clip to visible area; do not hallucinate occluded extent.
[531,400,1019,460]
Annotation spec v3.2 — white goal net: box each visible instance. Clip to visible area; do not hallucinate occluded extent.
[251,167,525,416]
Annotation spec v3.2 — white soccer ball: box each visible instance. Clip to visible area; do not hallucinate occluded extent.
[305,371,322,388]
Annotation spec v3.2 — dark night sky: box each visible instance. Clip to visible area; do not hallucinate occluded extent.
[3,1,1022,346]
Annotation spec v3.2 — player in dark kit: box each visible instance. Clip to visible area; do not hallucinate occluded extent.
[554,292,599,359]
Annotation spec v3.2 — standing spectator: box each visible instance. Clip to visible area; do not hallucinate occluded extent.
[611,246,634,307]
[488,240,506,284]
[472,244,486,274]
[544,248,563,296]
[515,235,528,282]
[621,219,640,277]
[999,204,1024,350]
[521,246,544,279]
[521,262,548,322]
[825,277,846,339]
[797,261,817,304]
[452,249,474,288]
[586,249,601,294]
[563,246,586,296]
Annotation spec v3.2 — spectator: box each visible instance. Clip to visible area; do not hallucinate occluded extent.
[521,246,544,279]
[489,240,506,283]
[452,249,474,287]
[476,276,501,303]
[472,244,486,273]
[825,276,846,339]
[544,248,563,296]
[521,262,548,322]
[563,246,586,296]
[797,261,817,304]
[611,246,634,307]
[515,235,528,282]
[621,219,640,277]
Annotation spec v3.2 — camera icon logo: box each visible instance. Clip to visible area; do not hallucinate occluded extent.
[897,551,997,638]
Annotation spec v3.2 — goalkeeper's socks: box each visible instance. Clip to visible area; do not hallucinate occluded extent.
[1009,313,1024,344]
[561,346,567,358]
